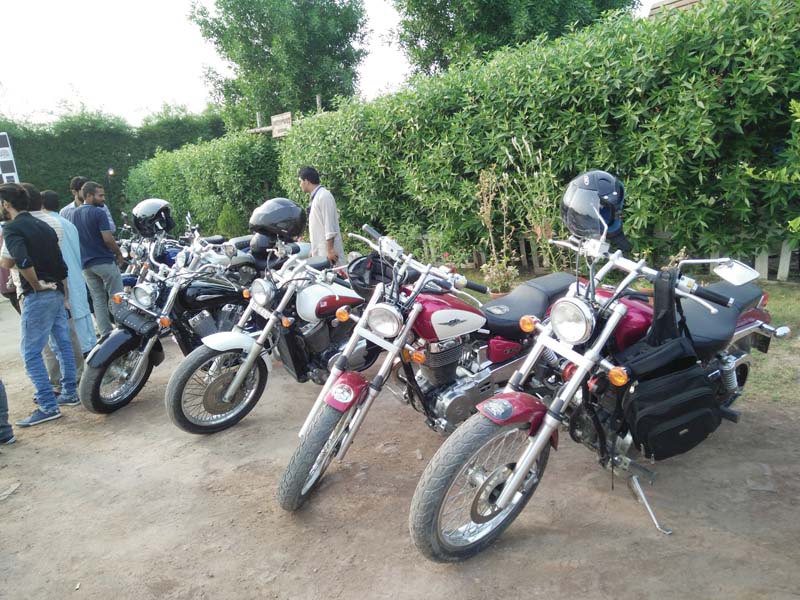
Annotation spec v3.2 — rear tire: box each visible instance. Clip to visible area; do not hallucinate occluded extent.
[165,345,268,434]
[409,414,549,562]
[277,404,349,511]
[79,350,153,414]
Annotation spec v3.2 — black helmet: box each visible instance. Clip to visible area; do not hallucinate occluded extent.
[249,232,277,259]
[561,170,624,240]
[346,253,396,298]
[132,198,175,237]
[249,197,306,240]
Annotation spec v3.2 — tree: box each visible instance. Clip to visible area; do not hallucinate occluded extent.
[393,0,638,74]
[191,0,367,129]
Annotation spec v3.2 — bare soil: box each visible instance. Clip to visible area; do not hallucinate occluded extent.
[1,298,799,600]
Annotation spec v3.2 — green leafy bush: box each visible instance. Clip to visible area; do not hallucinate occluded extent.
[278,0,800,259]
[124,132,281,234]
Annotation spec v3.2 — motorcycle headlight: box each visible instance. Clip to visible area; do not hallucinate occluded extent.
[175,250,189,269]
[366,303,403,338]
[550,297,595,345]
[132,282,158,309]
[250,278,276,307]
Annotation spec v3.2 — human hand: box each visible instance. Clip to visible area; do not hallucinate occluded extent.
[34,280,57,292]
[326,249,338,265]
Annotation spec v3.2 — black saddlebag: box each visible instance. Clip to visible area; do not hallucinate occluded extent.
[620,337,721,461]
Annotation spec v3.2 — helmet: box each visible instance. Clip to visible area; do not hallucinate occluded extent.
[132,198,175,237]
[346,254,396,298]
[249,232,277,259]
[561,171,624,240]
[249,197,306,240]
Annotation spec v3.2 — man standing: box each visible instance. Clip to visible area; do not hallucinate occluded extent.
[70,181,124,337]
[61,175,116,234]
[0,379,14,444]
[0,183,77,426]
[299,166,344,266]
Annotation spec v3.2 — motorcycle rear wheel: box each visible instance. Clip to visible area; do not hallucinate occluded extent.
[165,345,268,434]
[277,404,350,511]
[409,414,549,562]
[79,349,154,414]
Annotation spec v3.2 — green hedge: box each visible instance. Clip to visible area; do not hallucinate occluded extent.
[277,0,800,259]
[124,132,282,237]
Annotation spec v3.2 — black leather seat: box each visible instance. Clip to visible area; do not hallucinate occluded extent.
[681,281,763,361]
[481,272,575,340]
[201,235,225,245]
[228,235,253,250]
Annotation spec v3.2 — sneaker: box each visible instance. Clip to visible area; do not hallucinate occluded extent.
[57,395,81,407]
[0,433,15,445]
[16,408,62,427]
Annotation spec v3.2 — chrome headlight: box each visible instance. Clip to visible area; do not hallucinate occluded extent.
[132,282,158,309]
[366,303,403,338]
[175,250,189,269]
[550,297,595,345]
[250,278,276,307]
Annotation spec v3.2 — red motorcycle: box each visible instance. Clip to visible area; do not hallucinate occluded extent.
[408,171,791,561]
[277,225,574,511]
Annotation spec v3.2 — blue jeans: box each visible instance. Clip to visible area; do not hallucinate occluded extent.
[0,379,12,440]
[20,290,77,413]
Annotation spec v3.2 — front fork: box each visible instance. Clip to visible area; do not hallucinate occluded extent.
[494,302,628,510]
[221,283,298,403]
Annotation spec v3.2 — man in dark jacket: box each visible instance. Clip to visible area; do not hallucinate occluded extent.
[0,183,77,427]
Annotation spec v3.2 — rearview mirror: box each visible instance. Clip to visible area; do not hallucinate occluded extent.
[713,259,760,286]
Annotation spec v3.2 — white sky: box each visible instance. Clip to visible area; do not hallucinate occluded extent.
[0,0,653,126]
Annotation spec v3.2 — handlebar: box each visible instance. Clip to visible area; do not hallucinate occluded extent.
[693,285,734,308]
[464,279,489,294]
[362,224,382,241]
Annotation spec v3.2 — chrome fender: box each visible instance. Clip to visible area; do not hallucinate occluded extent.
[477,392,558,449]
[202,332,272,371]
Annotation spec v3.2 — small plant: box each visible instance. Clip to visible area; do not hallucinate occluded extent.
[478,169,519,293]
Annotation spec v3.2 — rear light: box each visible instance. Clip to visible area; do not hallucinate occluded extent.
[759,292,769,308]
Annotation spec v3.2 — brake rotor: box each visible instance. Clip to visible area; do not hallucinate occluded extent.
[469,463,516,524]
[202,371,249,415]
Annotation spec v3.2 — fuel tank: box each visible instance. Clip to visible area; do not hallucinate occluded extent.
[296,282,364,324]
[595,288,652,351]
[178,275,245,310]
[413,292,486,342]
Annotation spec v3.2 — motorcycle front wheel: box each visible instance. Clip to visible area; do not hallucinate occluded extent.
[79,349,154,414]
[409,414,549,562]
[165,345,268,434]
[277,404,351,511]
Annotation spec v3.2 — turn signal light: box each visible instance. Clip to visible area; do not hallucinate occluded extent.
[411,350,426,364]
[561,362,578,381]
[158,316,172,328]
[243,289,251,299]
[608,367,629,387]
[335,307,350,322]
[281,316,294,328]
[112,294,123,304]
[519,315,539,333]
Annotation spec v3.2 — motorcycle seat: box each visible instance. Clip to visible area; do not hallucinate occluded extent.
[481,272,575,340]
[705,281,764,313]
[228,235,253,250]
[201,235,225,245]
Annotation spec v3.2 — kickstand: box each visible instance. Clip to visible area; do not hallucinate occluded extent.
[628,475,673,536]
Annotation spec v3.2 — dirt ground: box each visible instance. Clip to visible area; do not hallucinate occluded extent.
[1,297,799,600]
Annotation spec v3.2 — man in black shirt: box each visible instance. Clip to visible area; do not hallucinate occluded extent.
[0,183,78,427]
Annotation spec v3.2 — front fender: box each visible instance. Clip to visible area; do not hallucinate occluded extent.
[323,371,370,412]
[86,328,165,368]
[202,331,272,371]
[477,392,558,449]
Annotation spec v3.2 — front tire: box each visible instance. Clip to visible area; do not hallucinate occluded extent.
[277,404,350,511]
[165,345,268,434]
[409,414,550,562]
[79,349,154,414]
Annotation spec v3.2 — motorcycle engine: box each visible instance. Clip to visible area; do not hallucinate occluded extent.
[417,338,463,387]
[188,304,244,338]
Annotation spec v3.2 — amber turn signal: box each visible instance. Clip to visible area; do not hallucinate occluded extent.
[608,367,629,387]
[112,294,123,304]
[281,316,293,328]
[519,315,539,333]
[335,307,350,322]
[411,350,426,364]
[158,316,172,328]
[243,289,251,299]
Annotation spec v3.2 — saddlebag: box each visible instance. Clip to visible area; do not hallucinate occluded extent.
[620,335,721,461]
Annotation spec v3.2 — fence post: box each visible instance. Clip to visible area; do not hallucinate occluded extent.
[530,238,541,272]
[755,251,769,280]
[777,240,792,282]
[518,237,528,268]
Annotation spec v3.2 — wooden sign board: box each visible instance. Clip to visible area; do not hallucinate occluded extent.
[271,112,292,138]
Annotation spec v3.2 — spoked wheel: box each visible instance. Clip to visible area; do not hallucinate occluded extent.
[165,345,268,434]
[277,404,352,511]
[79,349,153,414]
[409,414,549,562]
